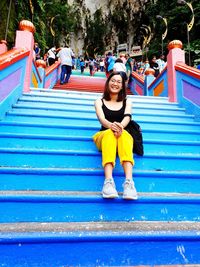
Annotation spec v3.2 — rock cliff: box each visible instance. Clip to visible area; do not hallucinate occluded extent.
[67,0,149,56]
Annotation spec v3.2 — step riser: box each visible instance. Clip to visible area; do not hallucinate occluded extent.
[21,94,173,104]
[0,136,199,154]
[0,233,199,266]
[14,99,185,111]
[4,114,199,129]
[0,124,199,140]
[15,102,187,115]
[21,95,173,106]
[0,198,200,222]
[0,124,96,136]
[8,110,194,122]
[0,172,200,193]
[0,152,199,171]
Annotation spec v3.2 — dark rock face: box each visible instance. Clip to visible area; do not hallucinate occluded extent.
[67,0,149,55]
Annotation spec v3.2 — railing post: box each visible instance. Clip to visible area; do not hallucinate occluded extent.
[35,60,46,88]
[167,40,185,102]
[144,68,155,96]
[14,20,36,93]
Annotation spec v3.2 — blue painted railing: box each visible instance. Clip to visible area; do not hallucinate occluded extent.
[0,48,29,119]
[31,60,60,89]
[148,67,168,97]
[176,62,200,121]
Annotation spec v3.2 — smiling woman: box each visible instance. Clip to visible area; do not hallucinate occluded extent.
[93,71,138,200]
[110,78,122,84]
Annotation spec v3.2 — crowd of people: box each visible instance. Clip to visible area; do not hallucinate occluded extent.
[33,42,167,85]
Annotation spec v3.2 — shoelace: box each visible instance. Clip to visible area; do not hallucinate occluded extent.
[104,179,114,186]
[124,180,134,188]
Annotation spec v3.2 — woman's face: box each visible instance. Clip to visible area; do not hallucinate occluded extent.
[108,74,123,94]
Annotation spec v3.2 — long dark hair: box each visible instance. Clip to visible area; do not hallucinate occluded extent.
[103,72,126,101]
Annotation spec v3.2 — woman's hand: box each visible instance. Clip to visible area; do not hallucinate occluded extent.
[111,122,124,138]
[110,122,123,132]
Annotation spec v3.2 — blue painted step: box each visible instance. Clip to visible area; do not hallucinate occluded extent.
[24,90,172,104]
[0,88,200,266]
[7,108,195,123]
[0,167,200,194]
[20,92,188,117]
[5,110,200,127]
[0,221,200,266]
[0,148,200,171]
[0,133,200,154]
[0,191,200,222]
[15,100,188,115]
[0,121,200,140]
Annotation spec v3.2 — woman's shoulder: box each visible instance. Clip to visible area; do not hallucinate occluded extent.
[94,98,103,106]
[125,98,132,105]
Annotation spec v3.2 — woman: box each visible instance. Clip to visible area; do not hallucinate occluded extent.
[93,72,138,200]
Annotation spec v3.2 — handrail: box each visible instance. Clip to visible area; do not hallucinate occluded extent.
[0,48,29,70]
[32,60,42,83]
[131,71,144,84]
[148,65,167,88]
[175,62,200,79]
[45,61,60,76]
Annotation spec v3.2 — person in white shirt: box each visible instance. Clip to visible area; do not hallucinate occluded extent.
[156,54,167,73]
[47,47,56,66]
[113,58,127,81]
[57,45,74,84]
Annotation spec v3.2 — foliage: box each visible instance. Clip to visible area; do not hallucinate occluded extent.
[141,0,200,65]
[0,0,17,47]
[0,0,78,54]
[110,8,128,45]
[1,0,200,65]
[84,9,107,57]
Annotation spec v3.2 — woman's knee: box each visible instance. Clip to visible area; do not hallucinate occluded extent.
[120,130,133,142]
[102,129,115,140]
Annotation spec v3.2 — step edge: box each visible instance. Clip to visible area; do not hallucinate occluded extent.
[0,147,200,158]
[0,167,199,177]
[1,221,200,233]
[14,103,187,113]
[6,111,200,125]
[10,109,193,119]
[0,132,200,146]
[0,121,200,134]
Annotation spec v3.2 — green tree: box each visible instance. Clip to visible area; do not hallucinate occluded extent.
[141,0,200,65]
[84,9,107,57]
[0,0,78,54]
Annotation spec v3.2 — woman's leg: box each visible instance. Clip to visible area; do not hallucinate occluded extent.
[122,161,133,180]
[118,130,137,200]
[117,130,134,168]
[93,129,118,198]
[93,129,117,169]
[104,163,114,179]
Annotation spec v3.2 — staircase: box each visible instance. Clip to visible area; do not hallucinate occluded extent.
[54,74,106,93]
[53,73,133,94]
[0,87,200,266]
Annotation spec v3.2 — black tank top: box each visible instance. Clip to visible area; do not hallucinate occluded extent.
[100,99,126,130]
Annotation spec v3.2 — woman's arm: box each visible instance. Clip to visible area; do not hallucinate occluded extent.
[120,98,132,128]
[94,99,112,129]
[94,99,122,132]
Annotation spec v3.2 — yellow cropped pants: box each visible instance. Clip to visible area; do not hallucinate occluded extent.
[93,129,134,167]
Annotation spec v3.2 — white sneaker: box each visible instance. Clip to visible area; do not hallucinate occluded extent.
[102,178,119,199]
[123,179,138,200]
